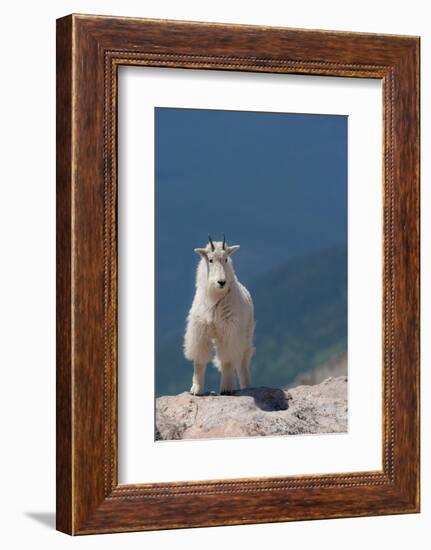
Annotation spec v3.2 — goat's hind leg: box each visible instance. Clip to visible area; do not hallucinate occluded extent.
[220,361,236,395]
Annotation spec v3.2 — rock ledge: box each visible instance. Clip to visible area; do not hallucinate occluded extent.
[156,376,347,440]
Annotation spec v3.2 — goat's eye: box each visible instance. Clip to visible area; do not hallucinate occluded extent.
[225,259,228,263]
[209,259,213,263]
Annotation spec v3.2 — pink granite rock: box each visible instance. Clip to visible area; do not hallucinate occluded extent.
[155,377,347,441]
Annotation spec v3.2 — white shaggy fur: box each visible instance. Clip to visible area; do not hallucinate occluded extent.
[184,238,255,395]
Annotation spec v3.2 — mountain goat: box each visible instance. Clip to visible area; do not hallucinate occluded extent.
[184,235,255,395]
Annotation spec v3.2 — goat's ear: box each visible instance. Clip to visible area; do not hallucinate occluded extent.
[194,247,208,258]
[227,245,240,256]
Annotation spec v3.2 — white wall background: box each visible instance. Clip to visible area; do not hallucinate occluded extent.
[0,1,427,548]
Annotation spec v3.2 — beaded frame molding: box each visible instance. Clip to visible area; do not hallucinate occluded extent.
[56,14,420,535]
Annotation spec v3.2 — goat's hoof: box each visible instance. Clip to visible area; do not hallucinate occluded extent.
[220,389,233,396]
[190,385,203,396]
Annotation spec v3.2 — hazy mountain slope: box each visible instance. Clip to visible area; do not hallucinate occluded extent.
[285,352,347,389]
[249,244,347,388]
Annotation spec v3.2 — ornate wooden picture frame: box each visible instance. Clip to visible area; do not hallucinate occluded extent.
[56,14,420,535]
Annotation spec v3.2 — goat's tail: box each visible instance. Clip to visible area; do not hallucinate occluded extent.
[212,346,255,372]
[212,354,222,371]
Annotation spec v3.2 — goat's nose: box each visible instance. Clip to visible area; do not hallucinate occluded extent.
[217,280,226,287]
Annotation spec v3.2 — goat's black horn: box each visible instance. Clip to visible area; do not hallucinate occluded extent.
[208,234,215,251]
[222,234,226,250]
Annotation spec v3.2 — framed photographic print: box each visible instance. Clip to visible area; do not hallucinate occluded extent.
[56,14,420,535]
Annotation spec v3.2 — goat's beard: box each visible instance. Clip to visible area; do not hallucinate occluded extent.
[207,281,229,297]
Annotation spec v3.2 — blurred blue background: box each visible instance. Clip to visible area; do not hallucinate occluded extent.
[155,107,347,396]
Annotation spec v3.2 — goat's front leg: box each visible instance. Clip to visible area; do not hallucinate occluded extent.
[220,362,236,395]
[190,362,206,396]
[237,347,253,389]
